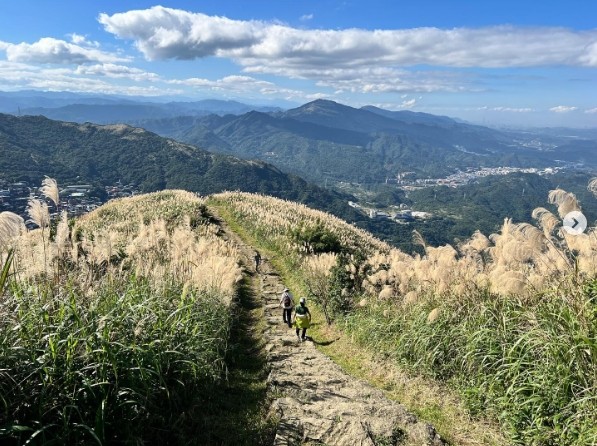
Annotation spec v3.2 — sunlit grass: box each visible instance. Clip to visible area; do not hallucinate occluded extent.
[0,186,245,444]
[211,185,597,446]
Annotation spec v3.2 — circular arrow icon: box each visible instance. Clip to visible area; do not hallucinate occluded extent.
[562,211,587,235]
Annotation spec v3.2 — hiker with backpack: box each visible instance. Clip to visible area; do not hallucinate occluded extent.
[279,288,294,328]
[293,297,312,342]
[254,251,261,272]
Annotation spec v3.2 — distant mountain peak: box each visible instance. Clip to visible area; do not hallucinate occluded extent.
[291,99,350,114]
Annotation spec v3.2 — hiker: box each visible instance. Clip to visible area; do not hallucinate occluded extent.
[293,297,312,342]
[279,287,294,328]
[254,251,261,272]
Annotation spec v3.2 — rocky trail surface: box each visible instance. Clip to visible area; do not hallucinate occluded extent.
[213,210,446,446]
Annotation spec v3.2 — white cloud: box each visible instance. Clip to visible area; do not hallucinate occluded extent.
[0,61,179,96]
[398,98,417,109]
[99,7,597,70]
[491,107,534,112]
[585,107,597,114]
[75,63,160,81]
[68,33,100,48]
[0,41,9,51]
[171,74,272,90]
[99,7,265,60]
[300,14,314,22]
[169,74,312,100]
[549,105,578,113]
[3,37,127,64]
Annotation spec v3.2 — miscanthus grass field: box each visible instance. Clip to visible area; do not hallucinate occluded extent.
[210,180,597,446]
[2,177,596,446]
[0,184,244,444]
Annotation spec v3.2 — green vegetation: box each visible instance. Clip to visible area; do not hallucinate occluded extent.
[0,113,360,224]
[344,283,597,445]
[406,171,597,245]
[150,100,597,187]
[0,188,274,445]
[354,171,597,252]
[1,275,230,445]
[211,190,597,446]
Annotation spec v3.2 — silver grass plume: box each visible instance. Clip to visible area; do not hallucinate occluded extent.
[588,177,597,198]
[41,176,60,208]
[412,229,427,252]
[0,211,25,249]
[532,207,559,236]
[27,199,50,229]
[55,210,70,257]
[547,189,579,218]
[514,223,545,251]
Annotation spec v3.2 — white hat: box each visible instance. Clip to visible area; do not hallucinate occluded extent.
[299,297,306,304]
[283,288,289,292]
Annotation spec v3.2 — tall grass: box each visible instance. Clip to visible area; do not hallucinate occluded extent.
[1,274,230,444]
[1,185,242,444]
[212,187,597,446]
[343,283,597,445]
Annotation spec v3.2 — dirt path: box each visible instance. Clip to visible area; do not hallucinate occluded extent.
[211,210,446,446]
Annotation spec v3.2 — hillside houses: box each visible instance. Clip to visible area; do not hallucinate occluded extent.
[0,179,140,222]
[348,200,431,222]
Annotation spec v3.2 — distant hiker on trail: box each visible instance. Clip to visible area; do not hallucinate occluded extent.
[254,251,261,272]
[293,297,312,342]
[279,288,294,328]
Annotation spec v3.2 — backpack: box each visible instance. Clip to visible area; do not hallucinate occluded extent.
[283,293,291,307]
[296,304,307,316]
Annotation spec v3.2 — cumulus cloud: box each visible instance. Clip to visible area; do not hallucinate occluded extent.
[549,105,578,113]
[99,7,265,60]
[585,107,597,114]
[3,37,127,64]
[169,74,310,100]
[68,33,100,48]
[99,6,597,71]
[0,61,179,96]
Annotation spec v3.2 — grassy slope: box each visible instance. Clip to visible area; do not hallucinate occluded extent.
[208,198,508,446]
[0,192,274,445]
[208,191,597,446]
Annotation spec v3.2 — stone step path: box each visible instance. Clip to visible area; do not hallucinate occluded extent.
[211,209,445,446]
[257,263,446,446]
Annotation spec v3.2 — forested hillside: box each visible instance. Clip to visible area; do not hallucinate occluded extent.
[136,100,597,184]
[0,113,360,221]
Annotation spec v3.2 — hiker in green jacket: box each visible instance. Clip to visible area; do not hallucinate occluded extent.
[293,297,312,342]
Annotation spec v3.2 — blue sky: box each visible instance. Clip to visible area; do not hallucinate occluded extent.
[0,0,596,127]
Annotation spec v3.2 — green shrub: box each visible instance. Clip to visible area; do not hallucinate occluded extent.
[290,221,343,254]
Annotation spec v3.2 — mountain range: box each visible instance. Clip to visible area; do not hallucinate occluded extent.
[0,112,359,220]
[0,90,280,122]
[2,94,596,250]
[5,92,596,185]
[135,99,597,184]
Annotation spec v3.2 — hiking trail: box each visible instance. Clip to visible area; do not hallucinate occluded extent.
[213,210,446,446]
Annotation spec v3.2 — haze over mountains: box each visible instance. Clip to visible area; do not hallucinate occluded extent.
[0,91,280,123]
[2,91,596,249]
[3,91,595,185]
